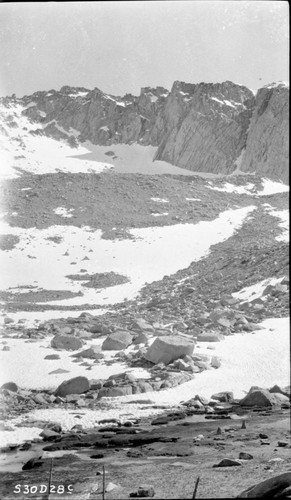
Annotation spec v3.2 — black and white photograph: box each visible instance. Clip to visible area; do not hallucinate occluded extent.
[0,1,289,498]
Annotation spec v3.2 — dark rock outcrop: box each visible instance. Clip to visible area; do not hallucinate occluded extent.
[240,83,289,183]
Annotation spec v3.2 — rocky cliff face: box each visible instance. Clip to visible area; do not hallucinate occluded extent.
[240,83,289,183]
[153,81,255,175]
[1,80,289,181]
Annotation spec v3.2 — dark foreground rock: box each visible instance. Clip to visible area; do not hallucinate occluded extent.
[237,472,291,498]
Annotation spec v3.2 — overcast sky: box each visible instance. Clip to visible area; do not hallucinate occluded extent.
[0,1,289,97]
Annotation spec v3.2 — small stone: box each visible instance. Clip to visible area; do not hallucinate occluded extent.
[49,369,70,375]
[239,452,253,460]
[259,433,269,439]
[105,482,118,493]
[90,453,105,459]
[211,356,221,368]
[22,457,43,470]
[213,458,242,467]
[278,441,288,447]
[44,354,60,360]
[39,429,60,440]
[129,486,155,498]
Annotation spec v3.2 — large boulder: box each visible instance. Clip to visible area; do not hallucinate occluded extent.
[102,331,133,350]
[144,336,195,365]
[269,384,290,398]
[237,472,291,498]
[1,382,18,392]
[51,335,83,351]
[239,389,287,407]
[55,376,90,397]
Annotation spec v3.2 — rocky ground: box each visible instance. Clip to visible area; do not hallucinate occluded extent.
[0,168,290,498]
[0,170,288,312]
[0,406,290,499]
[0,171,263,234]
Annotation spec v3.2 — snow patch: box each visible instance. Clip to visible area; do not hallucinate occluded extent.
[232,277,285,302]
[256,178,289,196]
[53,207,74,218]
[263,207,289,242]
[207,182,256,195]
[263,81,289,89]
[150,198,169,203]
[68,91,89,98]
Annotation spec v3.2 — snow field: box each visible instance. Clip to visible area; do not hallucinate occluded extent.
[0,206,256,308]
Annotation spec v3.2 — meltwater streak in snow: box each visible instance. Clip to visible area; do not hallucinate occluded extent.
[0,206,256,308]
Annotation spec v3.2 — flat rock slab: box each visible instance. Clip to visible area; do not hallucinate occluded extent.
[102,330,133,350]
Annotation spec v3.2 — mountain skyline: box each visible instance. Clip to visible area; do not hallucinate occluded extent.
[0,1,289,98]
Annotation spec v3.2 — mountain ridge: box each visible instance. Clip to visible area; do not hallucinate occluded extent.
[0,80,289,182]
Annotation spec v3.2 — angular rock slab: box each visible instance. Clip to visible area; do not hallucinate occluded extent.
[55,376,90,397]
[102,330,133,350]
[71,346,102,359]
[144,335,195,365]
